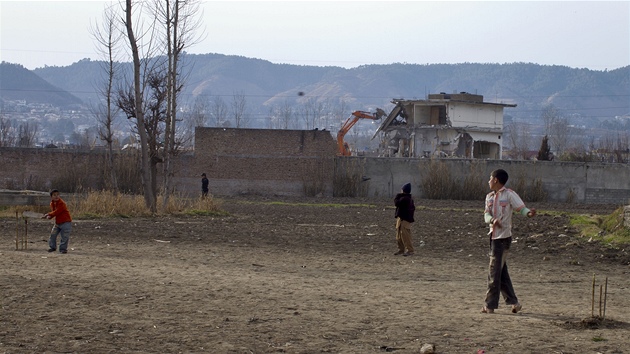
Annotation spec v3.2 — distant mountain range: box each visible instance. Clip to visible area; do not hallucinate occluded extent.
[2,54,629,123]
[0,62,83,107]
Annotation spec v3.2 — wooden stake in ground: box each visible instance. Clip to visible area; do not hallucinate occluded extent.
[599,284,603,317]
[14,210,28,250]
[591,273,596,317]
[603,277,608,320]
[15,210,18,250]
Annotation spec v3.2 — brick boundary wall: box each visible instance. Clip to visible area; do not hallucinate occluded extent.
[2,128,630,204]
[191,127,337,197]
[0,147,107,191]
[0,128,338,198]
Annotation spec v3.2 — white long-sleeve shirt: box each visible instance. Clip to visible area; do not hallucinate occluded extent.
[484,187,530,240]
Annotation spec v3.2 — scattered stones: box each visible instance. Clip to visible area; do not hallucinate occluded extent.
[420,343,435,354]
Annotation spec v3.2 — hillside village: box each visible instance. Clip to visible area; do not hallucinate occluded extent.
[1,59,629,160]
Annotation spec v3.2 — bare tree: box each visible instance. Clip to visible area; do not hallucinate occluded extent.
[17,121,38,147]
[69,128,99,149]
[541,104,559,136]
[296,97,328,130]
[298,98,314,129]
[122,0,156,212]
[616,132,630,163]
[333,98,349,131]
[265,106,278,129]
[210,95,228,127]
[276,100,294,130]
[599,131,630,163]
[98,0,202,210]
[505,121,532,159]
[144,71,169,200]
[188,95,209,128]
[311,99,328,130]
[230,91,248,128]
[178,95,209,147]
[549,117,572,157]
[154,0,204,207]
[540,103,573,158]
[0,115,16,147]
[117,70,169,204]
[90,2,123,191]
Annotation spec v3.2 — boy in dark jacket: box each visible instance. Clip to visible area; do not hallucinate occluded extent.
[394,183,415,256]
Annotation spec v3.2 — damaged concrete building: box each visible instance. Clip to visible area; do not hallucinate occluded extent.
[373,92,516,159]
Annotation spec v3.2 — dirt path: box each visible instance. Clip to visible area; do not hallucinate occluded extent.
[1,198,629,353]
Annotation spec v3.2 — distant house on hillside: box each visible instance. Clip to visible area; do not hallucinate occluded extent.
[373,92,516,159]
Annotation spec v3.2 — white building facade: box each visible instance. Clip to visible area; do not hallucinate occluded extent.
[373,92,516,159]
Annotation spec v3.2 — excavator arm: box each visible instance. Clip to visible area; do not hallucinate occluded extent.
[337,109,385,156]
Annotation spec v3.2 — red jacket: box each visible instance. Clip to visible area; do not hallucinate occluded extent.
[47,198,72,224]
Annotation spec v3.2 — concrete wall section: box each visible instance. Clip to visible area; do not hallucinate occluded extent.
[346,157,423,198]
[349,158,630,204]
[585,163,630,204]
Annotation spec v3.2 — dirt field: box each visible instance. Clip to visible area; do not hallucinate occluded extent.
[1,197,629,354]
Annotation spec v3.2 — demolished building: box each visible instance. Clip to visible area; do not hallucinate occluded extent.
[373,92,516,159]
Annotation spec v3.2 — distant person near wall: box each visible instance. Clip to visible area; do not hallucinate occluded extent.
[201,173,209,198]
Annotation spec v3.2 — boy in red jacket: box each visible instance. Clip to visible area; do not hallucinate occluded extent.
[44,189,73,254]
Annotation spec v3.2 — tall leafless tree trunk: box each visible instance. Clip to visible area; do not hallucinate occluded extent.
[17,122,38,147]
[179,96,209,147]
[231,91,248,128]
[90,3,122,192]
[162,0,176,207]
[550,117,572,157]
[277,100,294,130]
[505,121,532,159]
[124,0,156,212]
[210,95,228,127]
[156,0,203,207]
[311,99,328,130]
[541,104,559,136]
[0,115,16,147]
[298,98,314,129]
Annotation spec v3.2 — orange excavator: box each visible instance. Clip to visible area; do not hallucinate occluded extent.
[337,108,386,156]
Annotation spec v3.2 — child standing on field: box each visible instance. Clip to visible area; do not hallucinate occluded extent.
[393,183,416,257]
[481,169,536,314]
[44,189,72,254]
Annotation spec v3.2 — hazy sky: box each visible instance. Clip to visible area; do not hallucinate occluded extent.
[1,1,629,71]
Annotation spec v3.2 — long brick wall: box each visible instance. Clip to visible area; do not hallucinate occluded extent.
[2,127,630,204]
[0,147,106,191]
[0,128,338,198]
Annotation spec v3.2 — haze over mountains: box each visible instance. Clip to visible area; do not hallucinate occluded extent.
[1,53,629,128]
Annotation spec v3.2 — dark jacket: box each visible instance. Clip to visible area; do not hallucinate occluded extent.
[202,177,209,192]
[394,193,415,223]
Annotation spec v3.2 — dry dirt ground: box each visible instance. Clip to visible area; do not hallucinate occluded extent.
[1,197,630,354]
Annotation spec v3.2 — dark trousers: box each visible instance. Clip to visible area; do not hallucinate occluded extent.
[485,237,518,309]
